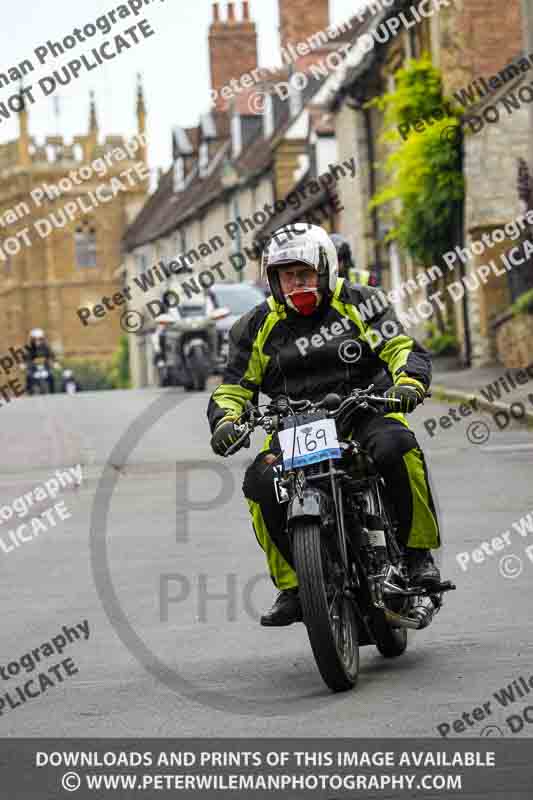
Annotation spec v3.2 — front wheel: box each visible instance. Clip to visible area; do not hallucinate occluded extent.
[292,521,359,692]
[187,345,209,391]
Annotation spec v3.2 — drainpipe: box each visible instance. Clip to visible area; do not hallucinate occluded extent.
[522,0,533,171]
[363,106,381,282]
[457,131,472,368]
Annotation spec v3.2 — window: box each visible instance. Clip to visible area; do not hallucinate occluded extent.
[264,94,274,139]
[135,250,150,276]
[173,157,185,193]
[199,142,209,177]
[231,114,242,159]
[75,226,97,268]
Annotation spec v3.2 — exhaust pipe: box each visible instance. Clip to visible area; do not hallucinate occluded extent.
[383,596,438,630]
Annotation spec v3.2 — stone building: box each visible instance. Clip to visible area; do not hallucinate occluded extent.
[123,0,356,387]
[0,81,149,366]
[329,0,532,367]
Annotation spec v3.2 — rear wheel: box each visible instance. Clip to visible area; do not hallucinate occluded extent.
[292,521,359,692]
[362,489,408,659]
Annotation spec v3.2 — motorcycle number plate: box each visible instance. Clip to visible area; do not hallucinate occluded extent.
[278,417,340,469]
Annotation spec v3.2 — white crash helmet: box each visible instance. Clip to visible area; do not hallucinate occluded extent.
[30,328,45,341]
[261,224,339,306]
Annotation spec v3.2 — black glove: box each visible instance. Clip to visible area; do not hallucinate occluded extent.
[384,382,424,414]
[211,417,248,457]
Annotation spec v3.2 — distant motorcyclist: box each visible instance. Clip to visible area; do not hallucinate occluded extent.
[25,329,56,394]
[330,233,375,286]
[61,369,81,393]
[208,224,441,627]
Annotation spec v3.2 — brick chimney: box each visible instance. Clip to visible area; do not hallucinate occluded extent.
[209,2,258,111]
[278,0,330,55]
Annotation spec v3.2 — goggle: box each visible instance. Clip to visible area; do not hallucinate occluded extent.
[266,240,321,271]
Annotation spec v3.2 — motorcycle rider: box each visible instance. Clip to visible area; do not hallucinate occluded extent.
[208,224,441,627]
[61,369,81,393]
[25,328,56,394]
[330,233,374,286]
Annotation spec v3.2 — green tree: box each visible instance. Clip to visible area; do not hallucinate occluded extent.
[370,56,464,267]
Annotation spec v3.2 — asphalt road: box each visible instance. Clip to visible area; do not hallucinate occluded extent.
[2,382,532,738]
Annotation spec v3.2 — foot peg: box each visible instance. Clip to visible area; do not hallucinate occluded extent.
[430,580,456,593]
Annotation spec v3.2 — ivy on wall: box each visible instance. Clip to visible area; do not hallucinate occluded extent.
[369,55,465,267]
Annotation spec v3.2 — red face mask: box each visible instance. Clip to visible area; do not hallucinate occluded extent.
[287,289,320,316]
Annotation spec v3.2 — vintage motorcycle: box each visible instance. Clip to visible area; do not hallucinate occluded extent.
[226,385,455,693]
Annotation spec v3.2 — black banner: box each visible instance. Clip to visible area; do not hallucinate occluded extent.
[1,738,532,798]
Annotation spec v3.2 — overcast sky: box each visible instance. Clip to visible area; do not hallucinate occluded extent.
[1,0,363,178]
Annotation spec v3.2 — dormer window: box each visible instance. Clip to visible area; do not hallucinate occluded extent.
[289,84,303,118]
[231,114,243,159]
[173,157,185,193]
[263,93,274,139]
[199,142,209,177]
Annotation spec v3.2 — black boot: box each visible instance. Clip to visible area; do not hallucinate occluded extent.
[260,588,303,627]
[406,549,441,587]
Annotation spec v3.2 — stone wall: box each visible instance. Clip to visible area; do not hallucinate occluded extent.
[463,93,530,365]
[335,104,373,273]
[495,312,533,367]
[439,0,524,98]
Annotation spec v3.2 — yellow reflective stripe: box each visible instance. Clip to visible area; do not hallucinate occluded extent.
[254,307,283,375]
[260,433,274,452]
[403,449,440,549]
[212,306,283,420]
[377,334,415,378]
[396,375,426,394]
[334,278,418,378]
[246,499,298,589]
[349,268,370,285]
[384,411,409,427]
[211,384,253,420]
[330,279,366,336]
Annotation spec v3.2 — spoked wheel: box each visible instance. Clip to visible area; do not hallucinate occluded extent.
[362,489,408,659]
[292,520,359,692]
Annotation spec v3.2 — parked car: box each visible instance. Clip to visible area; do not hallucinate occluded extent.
[207,282,267,372]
